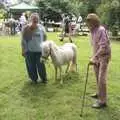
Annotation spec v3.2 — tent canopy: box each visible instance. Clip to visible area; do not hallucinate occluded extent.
[9,2,39,12]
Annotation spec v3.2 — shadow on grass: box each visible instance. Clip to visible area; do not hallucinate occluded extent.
[82,105,120,120]
[19,72,81,104]
[96,106,120,120]
[52,72,81,88]
[20,81,56,99]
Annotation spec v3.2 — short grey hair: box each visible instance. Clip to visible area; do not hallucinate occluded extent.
[30,12,40,22]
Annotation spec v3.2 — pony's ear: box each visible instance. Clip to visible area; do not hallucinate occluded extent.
[49,41,54,48]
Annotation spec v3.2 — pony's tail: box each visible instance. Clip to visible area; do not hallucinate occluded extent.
[69,44,77,72]
[72,44,77,65]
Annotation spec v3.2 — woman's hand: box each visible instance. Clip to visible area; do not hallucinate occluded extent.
[89,57,98,65]
[22,50,25,57]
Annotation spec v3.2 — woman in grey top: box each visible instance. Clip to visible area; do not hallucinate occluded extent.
[21,13,47,83]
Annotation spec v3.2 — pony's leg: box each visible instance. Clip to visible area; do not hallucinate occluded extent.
[71,49,77,72]
[55,66,57,82]
[65,63,70,73]
[59,67,63,84]
[69,62,76,72]
[68,32,73,43]
[76,63,78,72]
[60,32,65,41]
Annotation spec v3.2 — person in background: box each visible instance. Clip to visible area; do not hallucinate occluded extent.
[71,14,77,23]
[59,15,72,43]
[21,13,48,84]
[74,14,83,35]
[44,18,48,31]
[86,13,111,108]
[19,13,27,31]
[59,13,65,37]
[77,13,83,30]
[9,15,16,35]
[71,14,77,35]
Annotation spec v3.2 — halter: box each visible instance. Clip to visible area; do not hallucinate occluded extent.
[42,47,52,60]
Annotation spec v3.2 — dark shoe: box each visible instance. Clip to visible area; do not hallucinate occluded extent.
[91,94,98,99]
[31,80,38,84]
[92,101,107,109]
[70,40,73,43]
[42,81,47,84]
[59,38,63,41]
[42,79,48,84]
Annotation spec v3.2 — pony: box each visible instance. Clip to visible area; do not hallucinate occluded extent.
[41,40,77,84]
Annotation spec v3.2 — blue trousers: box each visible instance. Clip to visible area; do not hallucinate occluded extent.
[25,52,47,82]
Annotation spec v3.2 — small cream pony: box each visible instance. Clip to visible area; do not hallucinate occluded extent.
[41,40,77,84]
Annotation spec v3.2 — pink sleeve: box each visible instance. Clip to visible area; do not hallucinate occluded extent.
[94,28,109,58]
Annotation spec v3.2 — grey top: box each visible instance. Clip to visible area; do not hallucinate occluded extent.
[21,24,46,52]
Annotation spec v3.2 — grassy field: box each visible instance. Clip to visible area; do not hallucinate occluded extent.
[0,33,120,120]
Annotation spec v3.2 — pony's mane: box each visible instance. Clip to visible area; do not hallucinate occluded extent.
[48,41,59,51]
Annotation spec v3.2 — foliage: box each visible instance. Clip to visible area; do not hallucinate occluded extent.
[37,0,73,21]
[1,0,120,35]
[0,2,10,20]
[97,0,120,35]
[0,3,4,9]
[35,0,102,21]
[0,9,4,19]
[86,0,101,13]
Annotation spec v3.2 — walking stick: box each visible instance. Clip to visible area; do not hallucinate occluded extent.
[80,62,94,117]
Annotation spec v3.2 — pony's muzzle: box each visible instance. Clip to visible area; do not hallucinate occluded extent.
[40,57,47,63]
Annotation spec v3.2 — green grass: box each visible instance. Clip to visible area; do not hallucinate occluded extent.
[0,33,120,120]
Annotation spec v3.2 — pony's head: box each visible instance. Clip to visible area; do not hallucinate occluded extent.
[41,41,54,61]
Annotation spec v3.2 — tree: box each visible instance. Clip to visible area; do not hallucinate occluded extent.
[97,0,120,36]
[36,0,72,21]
